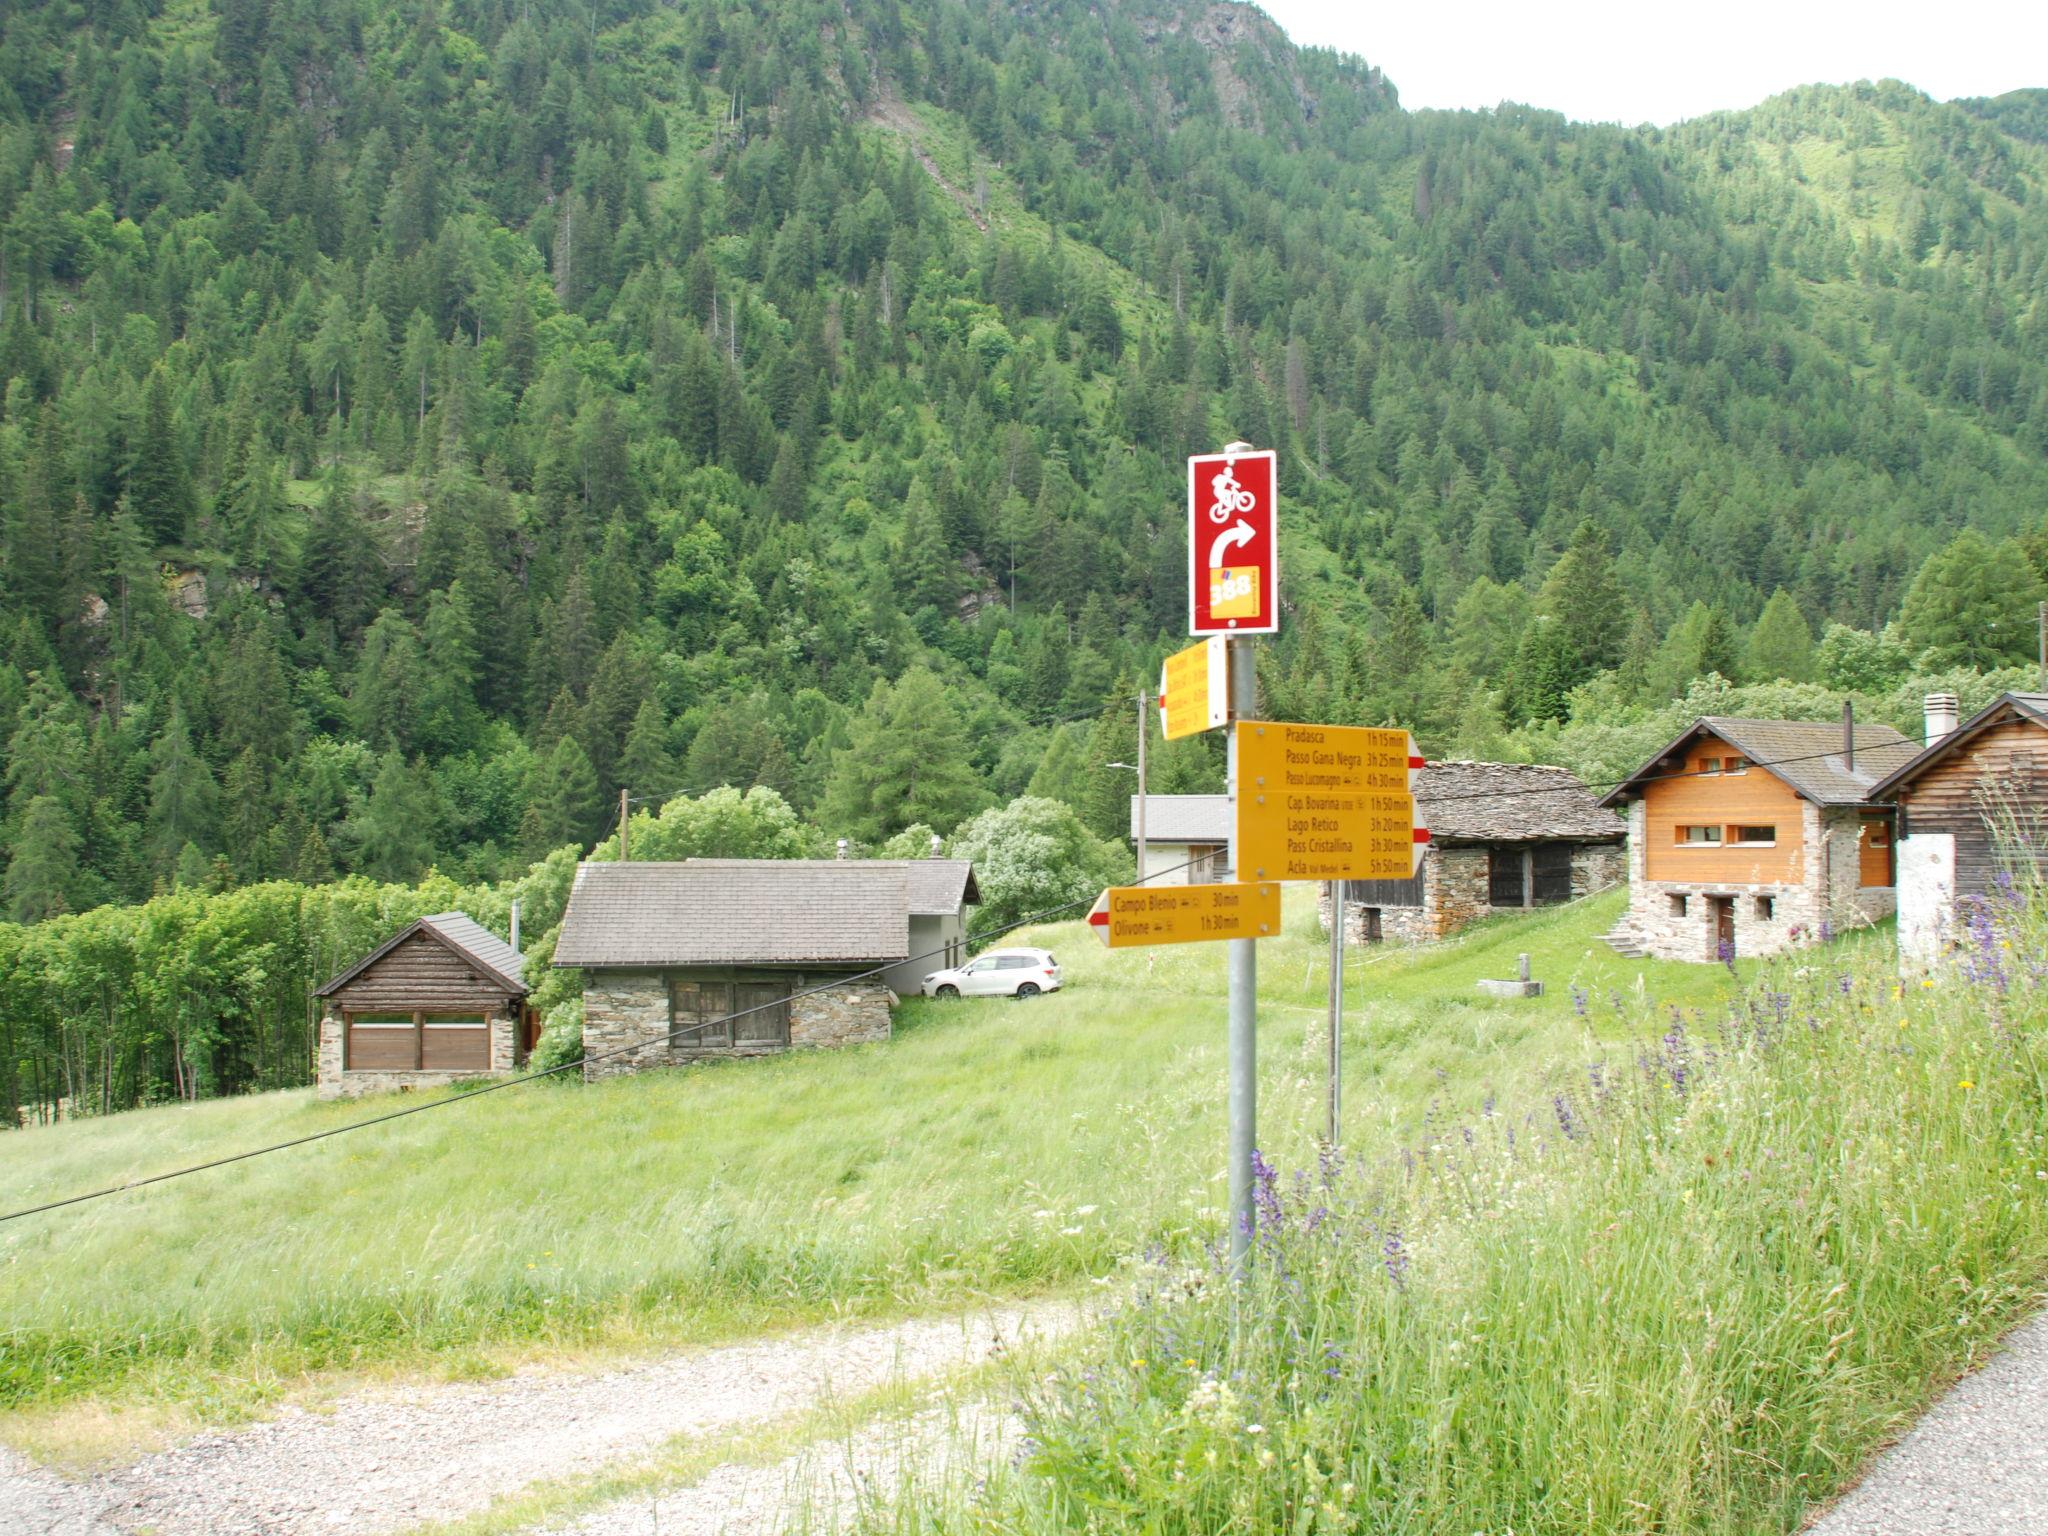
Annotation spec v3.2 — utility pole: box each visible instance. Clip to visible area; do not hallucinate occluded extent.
[1327,880,1344,1148]
[1135,690,1149,881]
[619,787,630,862]
[1226,633,1257,1272]
[2038,600,2045,693]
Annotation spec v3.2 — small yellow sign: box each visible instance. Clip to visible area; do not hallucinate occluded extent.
[1234,721,1426,881]
[1160,636,1229,740]
[1087,881,1282,947]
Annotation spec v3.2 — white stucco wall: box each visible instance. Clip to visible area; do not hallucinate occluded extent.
[1139,842,1229,885]
[1897,832,1957,971]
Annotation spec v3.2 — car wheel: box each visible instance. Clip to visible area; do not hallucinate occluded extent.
[1014,982,1041,999]
[935,984,959,999]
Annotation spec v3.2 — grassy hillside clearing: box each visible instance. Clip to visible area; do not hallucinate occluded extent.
[837,890,2048,1536]
[0,889,1750,1425]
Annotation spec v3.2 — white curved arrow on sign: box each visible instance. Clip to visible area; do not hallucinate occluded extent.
[1208,520,1254,570]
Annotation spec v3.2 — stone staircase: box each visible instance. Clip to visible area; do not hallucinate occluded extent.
[1601,923,1648,959]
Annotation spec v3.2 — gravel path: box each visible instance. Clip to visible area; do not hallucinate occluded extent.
[1806,1310,2048,1535]
[0,1302,1075,1536]
[549,1404,1013,1536]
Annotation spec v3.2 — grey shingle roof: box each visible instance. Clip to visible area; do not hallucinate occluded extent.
[1131,795,1233,843]
[313,910,527,996]
[1414,761,1625,843]
[553,862,912,969]
[682,858,979,914]
[1601,716,1920,808]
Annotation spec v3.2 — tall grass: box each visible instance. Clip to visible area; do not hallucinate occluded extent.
[854,890,2048,1535]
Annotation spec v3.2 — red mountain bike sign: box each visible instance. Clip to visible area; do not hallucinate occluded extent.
[1187,449,1278,635]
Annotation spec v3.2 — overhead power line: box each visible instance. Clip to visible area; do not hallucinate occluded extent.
[0,718,1946,1227]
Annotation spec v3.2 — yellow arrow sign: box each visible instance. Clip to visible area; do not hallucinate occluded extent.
[1234,721,1429,881]
[1159,636,1229,741]
[1087,881,1282,947]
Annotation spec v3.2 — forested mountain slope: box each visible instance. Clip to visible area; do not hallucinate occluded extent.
[0,0,2045,918]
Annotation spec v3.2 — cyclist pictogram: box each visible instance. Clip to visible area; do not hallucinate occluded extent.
[1206,464,1258,524]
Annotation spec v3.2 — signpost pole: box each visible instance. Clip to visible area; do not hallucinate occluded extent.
[1327,881,1343,1148]
[1136,690,1149,882]
[1226,634,1258,1272]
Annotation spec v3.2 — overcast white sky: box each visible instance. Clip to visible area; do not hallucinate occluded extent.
[1255,0,2047,126]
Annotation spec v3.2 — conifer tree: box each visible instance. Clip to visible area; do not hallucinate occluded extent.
[6,794,81,921]
[147,702,218,871]
[1744,589,1816,683]
[820,668,990,842]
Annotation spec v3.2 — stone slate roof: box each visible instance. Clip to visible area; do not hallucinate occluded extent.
[1134,766,1620,846]
[1131,795,1232,843]
[1868,693,2048,799]
[314,911,526,997]
[683,858,980,914]
[1601,716,1920,809]
[553,862,913,969]
[1415,761,1625,844]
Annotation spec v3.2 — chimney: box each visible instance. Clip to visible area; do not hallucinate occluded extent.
[1841,700,1855,774]
[509,900,521,954]
[1924,692,1960,749]
[930,833,943,858]
[836,838,848,861]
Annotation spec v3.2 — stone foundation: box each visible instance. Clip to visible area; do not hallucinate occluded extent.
[316,1012,515,1101]
[581,971,893,1082]
[1616,802,1895,963]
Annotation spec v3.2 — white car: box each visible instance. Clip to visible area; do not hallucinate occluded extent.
[922,947,1063,1000]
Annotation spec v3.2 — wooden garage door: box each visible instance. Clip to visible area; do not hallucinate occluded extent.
[346,1012,418,1070]
[422,1014,490,1070]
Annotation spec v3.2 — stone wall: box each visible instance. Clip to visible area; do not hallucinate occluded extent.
[1618,800,1895,963]
[316,1011,515,1100]
[580,970,892,1081]
[1319,840,1626,945]
[581,970,672,1082]
[790,980,893,1048]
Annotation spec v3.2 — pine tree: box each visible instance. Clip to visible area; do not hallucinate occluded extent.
[6,794,81,921]
[1744,589,1816,683]
[352,751,438,882]
[146,701,218,871]
[532,736,600,849]
[617,697,675,796]
[819,668,991,841]
[1536,520,1629,675]
[1898,531,2045,668]
[125,367,189,546]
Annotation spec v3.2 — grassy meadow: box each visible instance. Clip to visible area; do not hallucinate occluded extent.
[839,889,2048,1536]
[0,888,1745,1423]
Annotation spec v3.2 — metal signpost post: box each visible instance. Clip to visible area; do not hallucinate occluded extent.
[1327,879,1343,1148]
[1186,442,1278,1272]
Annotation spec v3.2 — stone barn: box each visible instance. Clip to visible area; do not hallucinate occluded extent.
[554,857,978,1081]
[314,912,531,1099]
[1319,761,1626,944]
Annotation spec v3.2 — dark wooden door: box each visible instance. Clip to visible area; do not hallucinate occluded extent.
[1711,897,1735,956]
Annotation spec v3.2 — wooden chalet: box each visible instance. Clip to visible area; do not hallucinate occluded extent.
[1600,715,1919,961]
[313,911,532,1099]
[1871,691,2048,967]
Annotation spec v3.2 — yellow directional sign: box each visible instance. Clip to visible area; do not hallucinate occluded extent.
[1159,636,1229,740]
[1087,881,1281,947]
[1234,721,1429,881]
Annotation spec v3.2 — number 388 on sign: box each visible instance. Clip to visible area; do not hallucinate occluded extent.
[1209,565,1258,620]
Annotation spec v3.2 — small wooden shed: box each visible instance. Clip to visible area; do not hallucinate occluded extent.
[313,911,531,1099]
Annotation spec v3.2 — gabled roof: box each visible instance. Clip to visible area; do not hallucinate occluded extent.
[1868,693,2048,799]
[1600,716,1920,809]
[553,862,913,969]
[683,858,980,913]
[314,911,527,997]
[1415,761,1624,843]
[1132,795,1232,843]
